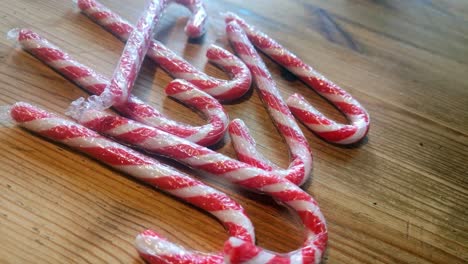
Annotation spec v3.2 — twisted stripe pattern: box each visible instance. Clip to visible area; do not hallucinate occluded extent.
[15,29,228,146]
[70,107,327,263]
[226,21,313,186]
[225,12,370,144]
[79,0,252,101]
[8,102,254,264]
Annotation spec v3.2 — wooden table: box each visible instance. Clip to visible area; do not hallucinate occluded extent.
[0,0,467,263]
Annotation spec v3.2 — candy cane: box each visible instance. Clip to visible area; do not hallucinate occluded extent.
[71,108,296,189]
[225,12,370,144]
[225,21,313,186]
[5,102,254,263]
[77,0,252,101]
[77,0,207,39]
[12,28,228,146]
[70,108,327,263]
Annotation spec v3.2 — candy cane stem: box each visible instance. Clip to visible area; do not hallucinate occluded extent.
[226,21,313,186]
[71,0,166,110]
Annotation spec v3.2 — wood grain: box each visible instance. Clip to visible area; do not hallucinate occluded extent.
[0,0,467,263]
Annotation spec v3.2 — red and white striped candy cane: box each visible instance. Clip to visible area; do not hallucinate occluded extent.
[225,21,313,186]
[225,13,370,145]
[6,102,254,264]
[71,109,298,187]
[13,28,228,146]
[70,108,328,263]
[77,0,207,39]
[74,0,166,109]
[78,0,252,101]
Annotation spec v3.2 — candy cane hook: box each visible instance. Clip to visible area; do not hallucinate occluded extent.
[226,21,313,186]
[70,107,328,263]
[225,12,370,145]
[4,102,255,263]
[11,28,229,146]
[77,0,252,102]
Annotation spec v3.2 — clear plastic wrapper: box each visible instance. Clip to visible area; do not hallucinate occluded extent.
[71,0,165,111]
[12,28,229,146]
[77,0,252,102]
[225,21,313,186]
[2,102,255,264]
[225,12,370,145]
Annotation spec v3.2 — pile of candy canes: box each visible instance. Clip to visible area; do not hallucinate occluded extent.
[2,0,370,263]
